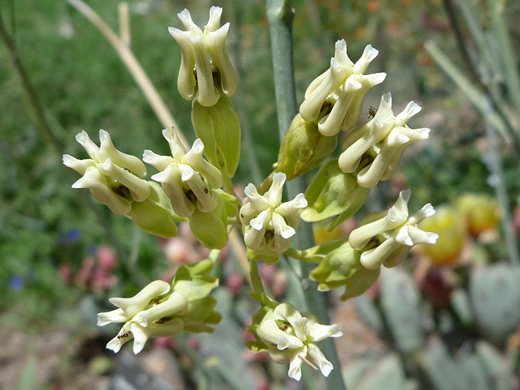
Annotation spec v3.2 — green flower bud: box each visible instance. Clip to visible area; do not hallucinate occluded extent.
[339,93,430,188]
[349,190,439,270]
[64,130,149,215]
[276,114,337,180]
[144,128,222,218]
[128,182,183,238]
[300,40,386,135]
[192,95,241,178]
[189,195,229,249]
[168,7,237,106]
[309,240,380,300]
[301,159,369,228]
[99,259,220,355]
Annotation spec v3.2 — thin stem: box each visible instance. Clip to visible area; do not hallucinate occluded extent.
[285,248,321,263]
[65,0,189,148]
[229,2,263,184]
[208,249,221,264]
[484,99,520,266]
[442,0,519,148]
[0,10,63,152]
[266,1,346,389]
[249,260,265,294]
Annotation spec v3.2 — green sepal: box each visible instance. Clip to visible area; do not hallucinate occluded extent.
[245,340,269,353]
[310,241,380,300]
[184,296,218,322]
[189,197,229,249]
[171,259,219,302]
[301,159,370,223]
[192,95,241,178]
[298,238,349,263]
[277,114,337,180]
[249,291,278,309]
[183,321,217,334]
[128,182,184,238]
[247,248,280,264]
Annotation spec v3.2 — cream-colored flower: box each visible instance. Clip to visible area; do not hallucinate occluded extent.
[240,172,307,253]
[143,128,222,217]
[98,280,188,354]
[339,93,430,188]
[168,7,237,106]
[299,39,386,136]
[63,130,149,215]
[349,190,439,270]
[257,303,343,381]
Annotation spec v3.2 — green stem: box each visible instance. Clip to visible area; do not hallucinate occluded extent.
[266,1,346,389]
[285,248,321,263]
[484,99,520,266]
[0,10,63,152]
[249,260,265,294]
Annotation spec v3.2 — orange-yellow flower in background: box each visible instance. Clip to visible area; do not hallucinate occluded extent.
[455,194,500,237]
[419,206,466,266]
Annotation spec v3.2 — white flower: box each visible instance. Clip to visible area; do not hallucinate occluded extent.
[257,303,343,381]
[98,280,189,354]
[349,190,439,270]
[240,172,307,253]
[63,130,150,215]
[168,7,237,106]
[143,128,223,217]
[338,93,430,188]
[299,39,386,136]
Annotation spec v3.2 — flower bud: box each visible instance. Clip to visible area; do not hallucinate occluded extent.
[64,130,150,215]
[300,40,386,135]
[128,182,182,238]
[309,240,380,300]
[276,114,337,180]
[349,190,439,270]
[144,128,222,218]
[188,196,229,249]
[168,7,237,106]
[192,95,241,178]
[252,303,342,381]
[339,93,430,188]
[301,159,370,228]
[240,173,307,262]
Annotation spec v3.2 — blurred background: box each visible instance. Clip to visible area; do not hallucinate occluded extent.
[1,0,520,389]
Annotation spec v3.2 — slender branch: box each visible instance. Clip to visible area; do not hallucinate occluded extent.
[65,0,251,275]
[0,10,63,152]
[442,0,519,147]
[484,100,520,266]
[249,260,265,294]
[265,1,346,389]
[65,0,188,148]
[118,2,131,47]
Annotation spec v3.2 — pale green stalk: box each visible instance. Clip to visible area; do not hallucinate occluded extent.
[484,100,520,266]
[265,1,346,388]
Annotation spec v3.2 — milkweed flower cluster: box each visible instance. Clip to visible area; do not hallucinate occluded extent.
[240,172,307,262]
[254,303,342,381]
[349,190,439,270]
[98,260,220,354]
[63,5,439,383]
[168,6,237,106]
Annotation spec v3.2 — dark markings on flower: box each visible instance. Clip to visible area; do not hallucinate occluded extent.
[367,105,377,119]
[117,331,133,339]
